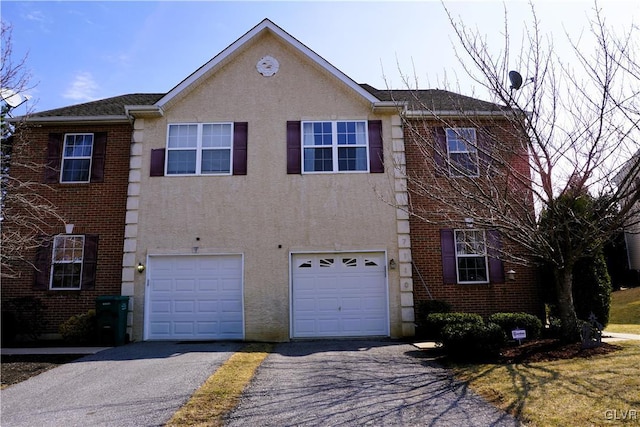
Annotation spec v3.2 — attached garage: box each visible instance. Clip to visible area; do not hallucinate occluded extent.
[291,252,389,338]
[145,255,244,340]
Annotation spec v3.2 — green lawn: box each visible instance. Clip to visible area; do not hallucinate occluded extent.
[606,287,640,335]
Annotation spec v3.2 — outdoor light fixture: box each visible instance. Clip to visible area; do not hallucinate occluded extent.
[389,259,397,270]
[506,269,516,281]
[137,263,146,273]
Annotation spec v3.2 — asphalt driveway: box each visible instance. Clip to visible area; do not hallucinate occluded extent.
[2,340,519,427]
[0,341,243,427]
[225,340,519,426]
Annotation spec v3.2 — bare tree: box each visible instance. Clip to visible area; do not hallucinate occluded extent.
[397,2,640,342]
[1,21,65,278]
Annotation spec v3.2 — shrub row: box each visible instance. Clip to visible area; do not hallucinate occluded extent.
[421,310,543,362]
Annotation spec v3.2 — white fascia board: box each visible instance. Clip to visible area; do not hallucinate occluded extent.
[14,115,130,125]
[373,101,405,114]
[403,109,515,118]
[125,105,164,119]
[157,19,380,108]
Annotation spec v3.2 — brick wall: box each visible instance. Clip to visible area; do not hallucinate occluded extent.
[405,117,543,318]
[2,123,132,335]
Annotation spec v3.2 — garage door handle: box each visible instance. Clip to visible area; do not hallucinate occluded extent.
[338,306,341,311]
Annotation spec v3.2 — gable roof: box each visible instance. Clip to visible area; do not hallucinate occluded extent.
[158,19,380,109]
[20,19,512,123]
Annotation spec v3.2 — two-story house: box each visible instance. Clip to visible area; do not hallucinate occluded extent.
[3,19,542,342]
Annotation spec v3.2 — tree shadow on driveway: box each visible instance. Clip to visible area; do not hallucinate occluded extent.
[225,340,519,426]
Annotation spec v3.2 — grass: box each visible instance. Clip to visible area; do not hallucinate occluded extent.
[452,340,640,426]
[606,287,640,335]
[452,287,640,426]
[165,342,273,427]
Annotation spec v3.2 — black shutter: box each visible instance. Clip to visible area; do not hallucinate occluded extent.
[477,127,493,177]
[287,121,301,174]
[440,229,457,284]
[91,132,107,182]
[44,133,63,183]
[487,229,505,283]
[33,236,52,290]
[232,122,248,175]
[150,149,166,177]
[368,120,384,173]
[433,127,447,176]
[82,234,99,289]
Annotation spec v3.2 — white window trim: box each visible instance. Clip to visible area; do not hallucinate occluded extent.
[50,234,85,290]
[446,127,479,178]
[454,229,489,284]
[165,122,234,176]
[301,120,369,174]
[60,133,93,183]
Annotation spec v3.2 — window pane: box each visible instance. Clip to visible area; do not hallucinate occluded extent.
[303,122,332,146]
[168,124,197,148]
[338,147,367,171]
[61,159,91,182]
[202,124,232,148]
[457,257,487,282]
[450,152,478,176]
[304,147,332,172]
[201,149,231,173]
[337,121,366,145]
[167,150,196,174]
[52,263,82,289]
[64,134,93,157]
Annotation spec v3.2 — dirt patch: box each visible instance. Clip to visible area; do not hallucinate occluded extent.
[1,354,83,389]
[499,339,623,363]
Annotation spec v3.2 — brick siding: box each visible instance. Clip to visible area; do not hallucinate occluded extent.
[2,123,132,334]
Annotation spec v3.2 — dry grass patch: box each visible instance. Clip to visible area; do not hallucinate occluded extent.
[166,342,273,427]
[452,341,640,426]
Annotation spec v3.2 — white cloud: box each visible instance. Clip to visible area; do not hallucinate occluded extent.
[63,71,99,102]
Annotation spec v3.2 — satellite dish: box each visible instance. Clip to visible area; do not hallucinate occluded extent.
[508,71,523,90]
[1,88,31,108]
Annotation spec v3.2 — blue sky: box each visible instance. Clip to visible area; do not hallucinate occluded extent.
[2,1,638,114]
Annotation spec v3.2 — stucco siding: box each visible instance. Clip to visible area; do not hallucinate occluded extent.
[131,32,402,341]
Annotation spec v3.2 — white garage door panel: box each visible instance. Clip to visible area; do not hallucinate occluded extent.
[146,255,243,340]
[292,252,389,338]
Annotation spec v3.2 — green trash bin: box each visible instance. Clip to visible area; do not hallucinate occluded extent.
[96,295,129,346]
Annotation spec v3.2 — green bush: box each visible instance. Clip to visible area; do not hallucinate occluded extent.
[59,310,97,344]
[572,252,612,326]
[4,297,48,341]
[488,312,543,340]
[441,322,507,362]
[414,300,452,339]
[424,312,484,341]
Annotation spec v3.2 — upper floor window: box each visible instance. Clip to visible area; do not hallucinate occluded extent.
[446,128,478,177]
[302,121,369,173]
[50,235,85,289]
[166,123,233,175]
[454,229,488,284]
[61,134,93,183]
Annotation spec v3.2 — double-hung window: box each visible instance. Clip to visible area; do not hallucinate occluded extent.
[166,123,233,175]
[446,128,478,177]
[302,121,369,173]
[454,229,489,284]
[50,235,85,289]
[61,134,93,183]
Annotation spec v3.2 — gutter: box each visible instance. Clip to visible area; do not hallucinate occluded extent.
[7,115,131,125]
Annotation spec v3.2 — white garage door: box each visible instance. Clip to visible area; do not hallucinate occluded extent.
[292,252,389,338]
[145,255,243,340]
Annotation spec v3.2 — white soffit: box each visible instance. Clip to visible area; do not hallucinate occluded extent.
[156,19,380,109]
